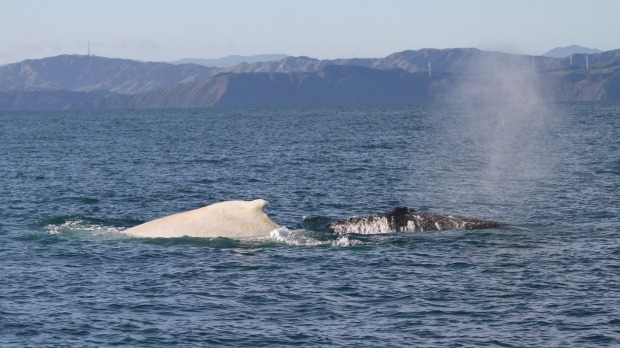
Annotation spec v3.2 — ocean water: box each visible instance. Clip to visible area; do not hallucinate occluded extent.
[0,103,619,346]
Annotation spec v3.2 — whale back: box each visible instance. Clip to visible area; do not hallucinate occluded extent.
[125,199,281,238]
[328,207,502,234]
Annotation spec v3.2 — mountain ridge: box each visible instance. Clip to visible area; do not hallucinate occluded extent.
[543,45,602,58]
[171,54,289,67]
[0,54,215,94]
[2,47,620,110]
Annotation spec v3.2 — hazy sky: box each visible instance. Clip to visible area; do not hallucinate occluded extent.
[1,0,618,65]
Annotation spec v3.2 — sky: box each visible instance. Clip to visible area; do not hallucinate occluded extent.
[1,0,618,65]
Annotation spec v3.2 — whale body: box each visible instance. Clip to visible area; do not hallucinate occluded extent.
[125,199,501,239]
[328,207,501,234]
[125,199,281,238]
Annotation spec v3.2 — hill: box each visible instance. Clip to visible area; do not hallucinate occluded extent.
[1,48,620,110]
[0,89,120,110]
[220,48,565,74]
[103,65,433,108]
[543,45,602,58]
[171,54,289,67]
[0,55,214,94]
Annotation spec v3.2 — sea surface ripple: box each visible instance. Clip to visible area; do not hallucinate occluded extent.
[0,104,619,346]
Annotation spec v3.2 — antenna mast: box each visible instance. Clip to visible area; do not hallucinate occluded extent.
[88,41,90,56]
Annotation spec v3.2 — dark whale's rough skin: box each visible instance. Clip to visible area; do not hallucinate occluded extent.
[328,207,502,234]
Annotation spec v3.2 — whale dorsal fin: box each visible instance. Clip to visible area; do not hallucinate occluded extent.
[249,199,269,210]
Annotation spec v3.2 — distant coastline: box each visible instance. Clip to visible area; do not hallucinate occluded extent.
[1,47,619,110]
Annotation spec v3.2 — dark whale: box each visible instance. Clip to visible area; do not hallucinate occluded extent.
[328,207,502,234]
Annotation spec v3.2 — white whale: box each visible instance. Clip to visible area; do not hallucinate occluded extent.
[125,199,281,238]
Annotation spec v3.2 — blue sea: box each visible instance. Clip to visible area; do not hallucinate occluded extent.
[1,103,619,347]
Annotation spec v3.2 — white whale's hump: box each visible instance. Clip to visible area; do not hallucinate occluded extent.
[125,199,281,238]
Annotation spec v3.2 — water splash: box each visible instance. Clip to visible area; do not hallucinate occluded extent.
[268,227,364,247]
[43,218,130,240]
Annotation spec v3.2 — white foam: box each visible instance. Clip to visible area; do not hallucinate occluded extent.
[331,235,364,247]
[268,227,364,247]
[44,219,129,240]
